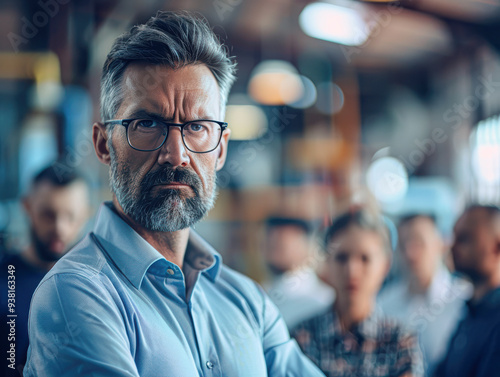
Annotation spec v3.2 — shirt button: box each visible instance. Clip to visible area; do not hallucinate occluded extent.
[166,268,175,275]
[206,361,214,369]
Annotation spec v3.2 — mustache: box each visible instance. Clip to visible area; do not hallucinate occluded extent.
[141,166,202,195]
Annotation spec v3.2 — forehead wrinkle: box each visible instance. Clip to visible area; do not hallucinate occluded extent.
[120,94,214,122]
[164,84,217,121]
[137,87,217,122]
[138,98,174,120]
[120,64,220,121]
[158,65,220,114]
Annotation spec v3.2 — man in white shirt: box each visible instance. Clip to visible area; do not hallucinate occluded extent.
[263,217,335,330]
[378,214,471,376]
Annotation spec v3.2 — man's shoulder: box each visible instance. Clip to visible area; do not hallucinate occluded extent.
[43,233,108,284]
[212,264,272,320]
[30,234,119,315]
[216,264,264,296]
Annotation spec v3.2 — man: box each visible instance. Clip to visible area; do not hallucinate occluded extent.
[378,214,470,376]
[0,165,89,376]
[263,217,335,330]
[435,205,500,377]
[24,12,325,377]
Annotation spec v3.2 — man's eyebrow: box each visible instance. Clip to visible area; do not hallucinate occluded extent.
[127,109,217,122]
[127,109,174,121]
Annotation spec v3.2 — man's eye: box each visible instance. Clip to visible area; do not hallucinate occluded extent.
[136,119,158,128]
[187,123,205,132]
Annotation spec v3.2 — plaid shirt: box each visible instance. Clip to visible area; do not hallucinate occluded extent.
[292,307,424,377]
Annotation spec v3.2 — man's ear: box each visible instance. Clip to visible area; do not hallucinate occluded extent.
[93,122,111,165]
[215,128,230,172]
[495,238,500,257]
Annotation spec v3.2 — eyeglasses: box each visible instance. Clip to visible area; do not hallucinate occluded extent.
[104,118,228,153]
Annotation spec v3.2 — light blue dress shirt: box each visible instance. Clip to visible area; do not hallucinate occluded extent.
[24,202,325,377]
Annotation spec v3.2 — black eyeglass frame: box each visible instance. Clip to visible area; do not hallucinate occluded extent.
[104,118,228,153]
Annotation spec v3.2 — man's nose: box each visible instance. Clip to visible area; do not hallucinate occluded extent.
[403,243,420,260]
[157,126,190,167]
[54,216,69,239]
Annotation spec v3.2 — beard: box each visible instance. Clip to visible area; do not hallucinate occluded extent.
[31,229,66,263]
[109,145,217,232]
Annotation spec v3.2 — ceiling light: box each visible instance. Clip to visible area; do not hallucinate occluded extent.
[299,2,369,46]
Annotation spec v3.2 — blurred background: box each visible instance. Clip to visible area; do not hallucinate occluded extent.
[1,0,500,281]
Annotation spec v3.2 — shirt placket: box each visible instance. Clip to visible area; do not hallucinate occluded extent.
[188,286,222,377]
[161,263,209,376]
[171,261,223,377]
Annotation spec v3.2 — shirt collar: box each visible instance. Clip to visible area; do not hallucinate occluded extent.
[466,286,500,317]
[91,202,222,289]
[426,264,453,300]
[402,264,452,301]
[352,307,382,339]
[324,306,381,340]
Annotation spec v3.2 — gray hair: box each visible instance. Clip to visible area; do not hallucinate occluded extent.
[100,11,237,126]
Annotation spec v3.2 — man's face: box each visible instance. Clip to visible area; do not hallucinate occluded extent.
[24,181,89,262]
[265,226,310,273]
[451,209,498,282]
[398,217,443,278]
[104,63,229,232]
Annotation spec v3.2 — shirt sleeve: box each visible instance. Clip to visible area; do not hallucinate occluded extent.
[256,285,326,377]
[24,273,139,377]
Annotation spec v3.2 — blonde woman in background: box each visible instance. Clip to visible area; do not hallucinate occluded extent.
[293,209,424,377]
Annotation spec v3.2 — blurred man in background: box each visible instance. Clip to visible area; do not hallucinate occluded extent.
[263,217,335,330]
[435,205,500,377]
[378,214,470,376]
[0,164,90,376]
